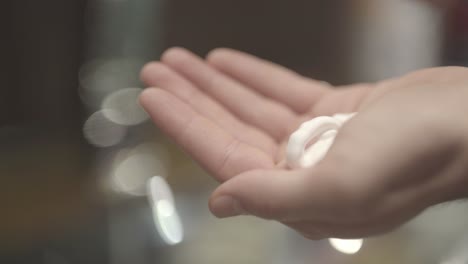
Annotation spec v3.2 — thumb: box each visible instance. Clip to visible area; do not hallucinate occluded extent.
[209,167,337,221]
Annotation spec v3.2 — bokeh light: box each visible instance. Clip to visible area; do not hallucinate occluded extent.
[148,176,184,246]
[155,199,184,245]
[329,238,363,255]
[111,143,168,196]
[147,176,174,205]
[101,87,149,126]
[83,110,127,147]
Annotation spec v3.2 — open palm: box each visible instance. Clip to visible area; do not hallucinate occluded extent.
[141,48,468,239]
[140,47,370,182]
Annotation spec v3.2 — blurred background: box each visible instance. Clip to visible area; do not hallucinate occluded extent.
[1,0,468,263]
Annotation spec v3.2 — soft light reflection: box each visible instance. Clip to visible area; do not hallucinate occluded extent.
[148,177,184,246]
[101,87,148,126]
[154,199,183,245]
[157,199,175,217]
[112,151,167,196]
[147,176,174,204]
[329,238,363,255]
[83,110,127,147]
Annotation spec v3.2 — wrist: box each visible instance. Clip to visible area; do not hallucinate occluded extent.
[437,116,468,201]
[422,100,468,203]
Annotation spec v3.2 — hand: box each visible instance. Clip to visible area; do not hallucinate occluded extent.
[140,48,468,239]
[139,47,367,180]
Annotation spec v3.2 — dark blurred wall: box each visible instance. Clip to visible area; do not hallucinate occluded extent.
[1,1,86,128]
[0,0,97,252]
[442,1,468,66]
[165,0,354,84]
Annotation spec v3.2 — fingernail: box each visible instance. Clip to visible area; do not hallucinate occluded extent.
[211,196,245,218]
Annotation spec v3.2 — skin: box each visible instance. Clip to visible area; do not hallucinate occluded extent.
[139,47,468,239]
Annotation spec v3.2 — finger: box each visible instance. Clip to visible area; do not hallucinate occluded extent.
[209,167,340,221]
[139,88,274,181]
[161,47,299,141]
[206,48,330,114]
[140,62,277,155]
